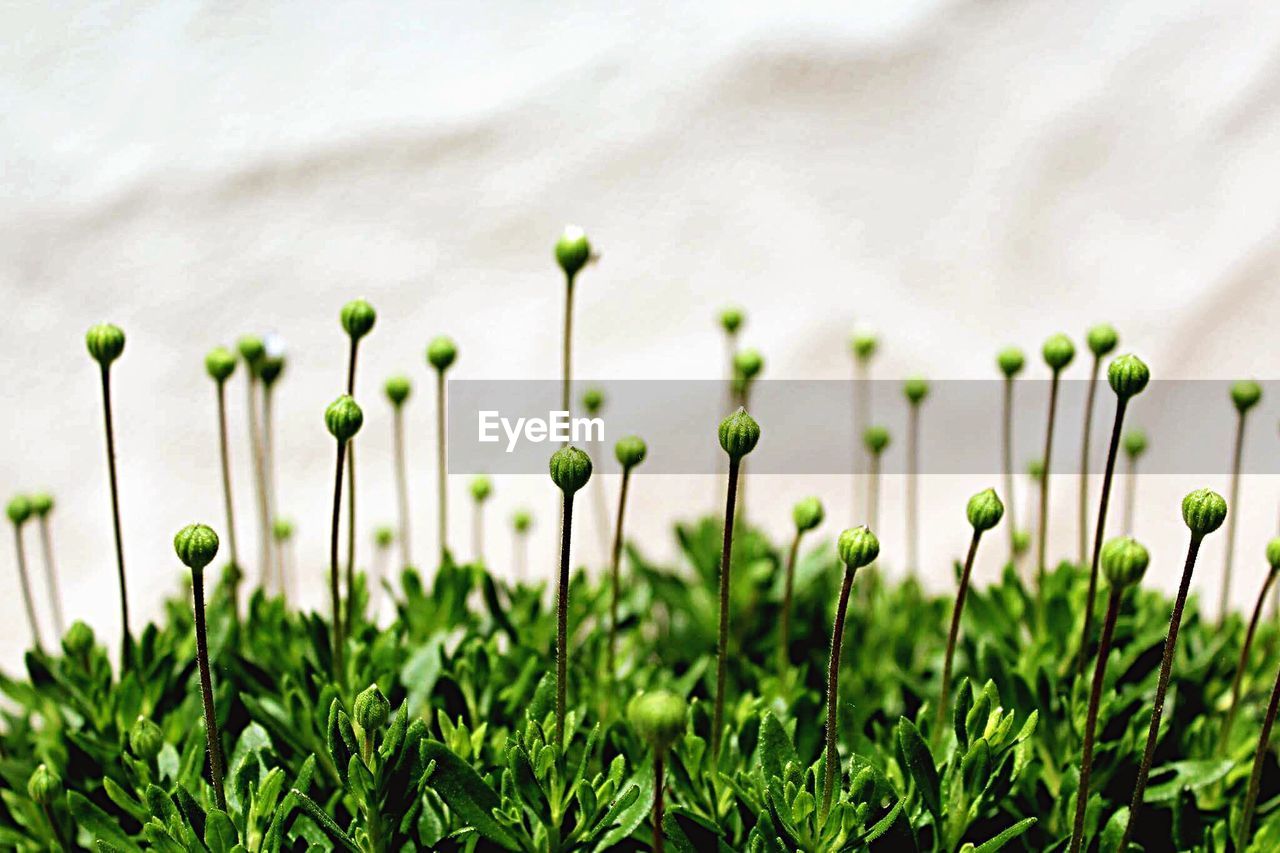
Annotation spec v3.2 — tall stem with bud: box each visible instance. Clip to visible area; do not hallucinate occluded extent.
[1036,334,1076,585]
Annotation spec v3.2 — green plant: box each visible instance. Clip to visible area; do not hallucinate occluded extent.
[427,334,458,562]
[238,334,272,586]
[1221,380,1262,621]
[556,225,593,414]
[206,346,243,607]
[28,492,63,637]
[629,689,688,852]
[325,394,364,678]
[997,346,1026,563]
[384,374,413,569]
[1036,332,1075,584]
[470,475,493,563]
[1076,324,1118,568]
[1220,537,1280,755]
[7,495,41,651]
[862,425,890,536]
[340,300,377,632]
[903,377,929,577]
[780,496,824,676]
[608,435,647,676]
[550,444,593,748]
[1121,425,1147,533]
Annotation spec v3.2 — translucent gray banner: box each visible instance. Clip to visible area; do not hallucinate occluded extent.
[445,380,1278,475]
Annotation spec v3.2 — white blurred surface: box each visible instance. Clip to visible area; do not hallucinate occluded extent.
[2,0,1280,665]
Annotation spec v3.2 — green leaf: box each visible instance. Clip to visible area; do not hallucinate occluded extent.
[971,817,1036,852]
[70,791,142,852]
[896,717,941,825]
[758,712,798,780]
[421,740,520,850]
[203,809,239,853]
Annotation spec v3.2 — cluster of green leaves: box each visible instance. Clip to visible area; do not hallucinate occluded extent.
[2,517,1280,851]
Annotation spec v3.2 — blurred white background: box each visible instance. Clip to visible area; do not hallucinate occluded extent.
[3,0,1280,665]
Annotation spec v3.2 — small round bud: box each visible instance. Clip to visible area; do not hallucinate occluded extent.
[1123,428,1148,459]
[340,299,377,341]
[470,475,493,503]
[1107,354,1150,400]
[512,509,532,534]
[997,347,1025,378]
[1027,458,1045,482]
[62,620,94,657]
[29,493,53,517]
[837,526,880,569]
[129,716,164,761]
[1101,536,1150,588]
[628,690,687,753]
[1231,380,1262,414]
[426,336,458,372]
[237,335,266,368]
[205,347,237,383]
[374,526,394,548]
[966,488,1004,532]
[615,435,647,470]
[1266,537,1280,572]
[354,684,391,732]
[1086,324,1119,357]
[325,395,364,442]
[86,323,126,366]
[863,425,890,455]
[272,518,294,542]
[1042,333,1075,372]
[1182,488,1228,538]
[258,353,285,387]
[903,377,929,405]
[733,349,764,382]
[792,497,824,533]
[582,388,605,416]
[719,307,744,335]
[1012,529,1031,555]
[174,524,219,571]
[27,764,61,806]
[7,495,32,526]
[718,408,761,460]
[384,375,411,407]
[850,331,878,362]
[555,225,592,280]
[549,446,593,495]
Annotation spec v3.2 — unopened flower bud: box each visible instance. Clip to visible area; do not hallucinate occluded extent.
[325,395,364,442]
[374,526,394,548]
[549,446,593,495]
[903,377,929,405]
[272,518,294,542]
[384,375,411,407]
[1123,428,1148,459]
[997,347,1025,378]
[1042,334,1075,372]
[6,495,31,526]
[1231,380,1262,414]
[1107,354,1150,401]
[205,347,237,383]
[129,716,164,761]
[27,764,61,806]
[1267,537,1280,572]
[863,426,890,455]
[719,307,744,335]
[354,683,391,732]
[426,336,458,372]
[62,620,94,658]
[555,225,592,280]
[734,349,764,382]
[850,331,878,362]
[258,353,285,387]
[513,509,532,534]
[86,323,126,366]
[837,526,880,569]
[582,388,605,416]
[1086,324,1119,357]
[174,524,219,571]
[470,475,493,503]
[615,435,647,470]
[966,488,1004,532]
[1182,488,1227,538]
[628,690,687,753]
[340,299,376,341]
[1102,536,1149,587]
[792,497,824,533]
[718,408,761,460]
[237,335,266,369]
[29,493,53,517]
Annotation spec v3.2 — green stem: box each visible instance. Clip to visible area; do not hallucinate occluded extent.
[1036,370,1062,585]
[99,365,133,667]
[1219,410,1246,624]
[246,373,271,586]
[562,275,575,417]
[937,530,982,741]
[1240,654,1280,849]
[344,341,359,632]
[907,402,921,576]
[608,467,633,678]
[436,370,448,563]
[1002,376,1018,566]
[1120,534,1202,850]
[263,383,283,599]
[778,529,802,678]
[191,566,227,811]
[1077,399,1128,678]
[12,522,43,652]
[472,500,485,564]
[1068,588,1122,853]
[821,561,858,823]
[1122,453,1138,534]
[712,457,741,759]
[653,751,666,853]
[37,516,64,638]
[215,381,241,608]
[555,492,575,748]
[392,404,411,569]
[329,440,348,680]
[1220,569,1278,754]
[1077,358,1100,568]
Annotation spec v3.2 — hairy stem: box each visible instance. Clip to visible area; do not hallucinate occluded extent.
[215,381,240,608]
[37,515,64,637]
[191,566,227,811]
[1219,410,1246,624]
[1069,588,1122,853]
[1036,371,1061,585]
[344,341,359,632]
[1077,400,1128,677]
[12,523,43,652]
[392,404,411,569]
[555,492,575,748]
[778,528,802,677]
[653,752,666,853]
[1240,655,1280,849]
[607,467,633,677]
[907,403,920,577]
[1002,376,1018,565]
[436,370,448,563]
[562,275,575,417]
[822,561,858,823]
[712,457,741,759]
[1220,569,1278,754]
[99,365,133,666]
[937,531,982,740]
[1077,357,1100,567]
[329,440,348,679]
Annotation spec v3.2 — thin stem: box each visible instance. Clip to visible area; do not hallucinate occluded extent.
[1219,411,1246,623]
[1120,534,1203,850]
[593,474,610,567]
[37,516,64,637]
[392,405,411,569]
[607,467,633,677]
[246,374,270,586]
[712,457,741,759]
[329,440,348,680]
[436,370,448,563]
[562,275,575,417]
[653,751,666,853]
[1068,588,1122,853]
[778,529,802,677]
[215,382,240,607]
[555,492,575,748]
[1122,454,1138,534]
[821,561,858,823]
[514,530,527,580]
[191,566,227,811]
[1002,376,1018,564]
[1240,654,1280,849]
[12,523,43,651]
[472,500,485,563]
[344,342,359,631]
[263,384,283,598]
[1220,569,1278,754]
[906,403,920,577]
[1037,371,1062,584]
[1077,358,1100,568]
[99,365,133,665]
[1077,399,1128,678]
[867,453,880,537]
[937,531,982,739]
[854,362,869,514]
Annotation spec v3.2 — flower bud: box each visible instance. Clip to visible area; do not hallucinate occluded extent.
[1182,488,1227,538]
[1267,537,1280,572]
[129,716,164,761]
[62,620,94,658]
[615,435,647,470]
[384,375,411,407]
[426,336,458,372]
[582,388,605,416]
[354,683,391,732]
[1123,428,1148,459]
[792,496,824,533]
[1086,324,1119,357]
[513,509,532,533]
[862,425,890,455]
[838,526,880,569]
[718,408,761,460]
[1027,458,1045,482]
[997,347,1025,378]
[719,307,744,335]
[374,526,395,548]
[258,353,285,387]
[174,523,219,571]
[1101,536,1149,587]
[86,323,126,366]
[1012,529,1031,555]
[205,347,237,383]
[549,446,593,495]
[966,488,1004,532]
[850,331,878,362]
[6,495,31,526]
[1107,354,1150,401]
[340,299,377,341]
[237,335,266,369]
[272,518,294,542]
[733,348,764,382]
[1231,380,1262,414]
[325,395,364,442]
[29,493,53,517]
[628,690,687,753]
[555,225,592,280]
[27,764,61,806]
[470,475,493,503]
[1042,333,1075,372]
[903,377,929,405]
